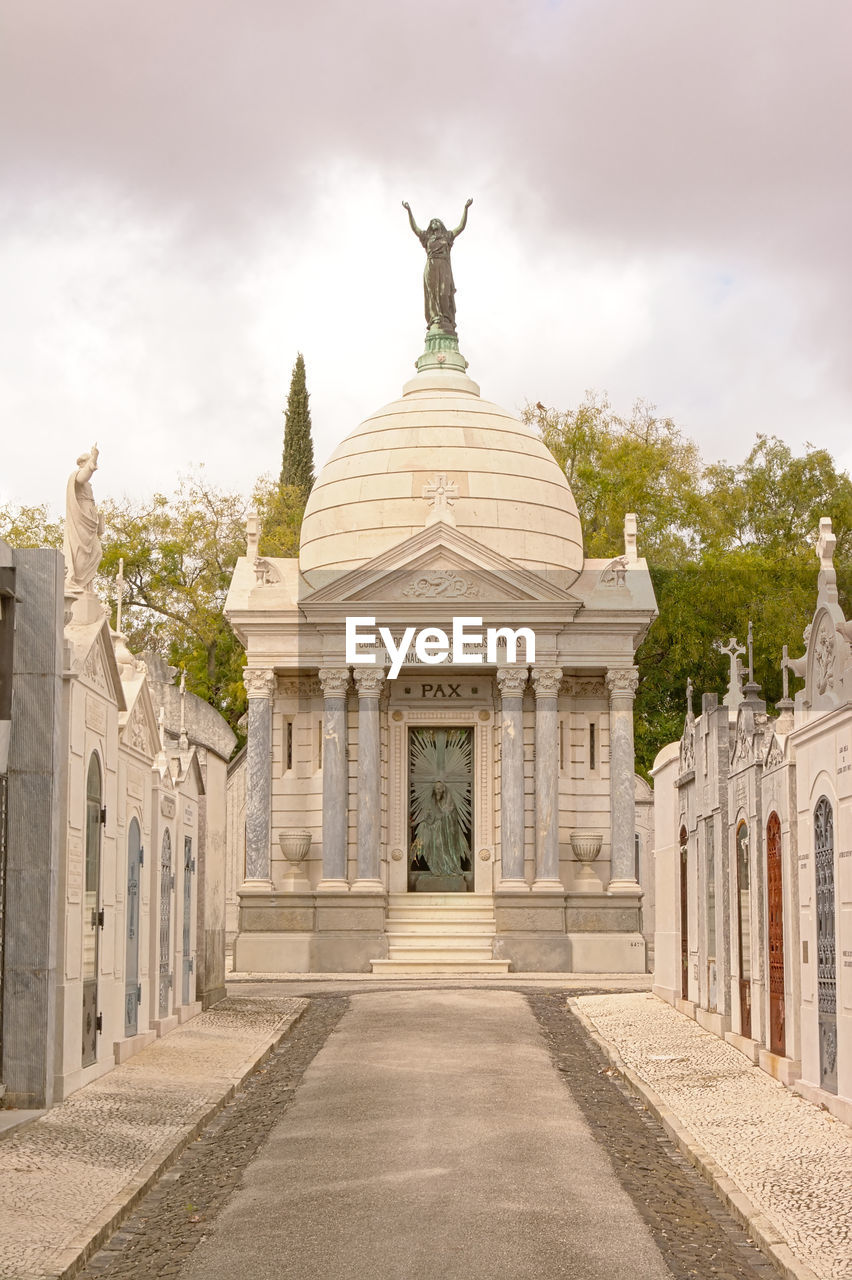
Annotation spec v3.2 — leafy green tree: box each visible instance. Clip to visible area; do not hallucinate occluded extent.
[98,473,250,733]
[0,501,63,550]
[531,398,852,775]
[526,394,704,563]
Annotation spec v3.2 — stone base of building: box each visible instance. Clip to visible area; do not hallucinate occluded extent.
[233,887,649,975]
[758,1048,801,1087]
[113,1029,157,1065]
[793,1078,852,1127]
[235,890,388,973]
[724,1029,761,1064]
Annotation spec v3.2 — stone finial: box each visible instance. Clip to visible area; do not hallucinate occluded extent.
[743,619,761,699]
[423,474,459,526]
[816,516,838,605]
[246,511,260,562]
[624,512,638,562]
[179,668,189,751]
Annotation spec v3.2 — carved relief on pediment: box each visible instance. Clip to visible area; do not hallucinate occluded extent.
[764,734,784,770]
[83,641,109,694]
[124,698,155,758]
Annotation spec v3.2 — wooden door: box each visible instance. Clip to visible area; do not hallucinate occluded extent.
[766,812,785,1056]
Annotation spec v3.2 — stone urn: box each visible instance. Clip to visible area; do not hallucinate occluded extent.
[570,829,603,893]
[278,829,312,890]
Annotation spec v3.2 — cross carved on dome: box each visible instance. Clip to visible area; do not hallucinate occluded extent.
[422,473,459,526]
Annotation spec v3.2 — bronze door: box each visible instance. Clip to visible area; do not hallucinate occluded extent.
[736,822,752,1040]
[679,827,688,999]
[159,828,173,1018]
[408,728,473,892]
[124,818,142,1038]
[766,813,785,1056]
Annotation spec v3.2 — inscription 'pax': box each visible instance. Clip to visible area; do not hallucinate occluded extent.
[421,682,461,699]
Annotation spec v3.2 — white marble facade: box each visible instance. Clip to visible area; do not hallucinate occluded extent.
[226,362,658,974]
[55,594,206,1099]
[653,519,852,1125]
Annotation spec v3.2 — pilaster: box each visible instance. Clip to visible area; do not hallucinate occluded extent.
[496,666,529,890]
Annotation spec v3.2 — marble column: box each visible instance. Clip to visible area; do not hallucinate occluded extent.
[317,667,350,892]
[606,666,641,893]
[352,666,385,892]
[532,667,564,892]
[242,667,275,890]
[497,666,529,889]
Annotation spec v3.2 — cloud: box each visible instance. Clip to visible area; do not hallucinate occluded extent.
[2,0,851,510]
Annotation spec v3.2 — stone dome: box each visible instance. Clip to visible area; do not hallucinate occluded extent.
[299,366,584,582]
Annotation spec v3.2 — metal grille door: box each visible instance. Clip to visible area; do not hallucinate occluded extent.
[82,755,102,1066]
[182,837,193,1006]
[814,797,837,1093]
[124,819,141,1037]
[159,828,173,1019]
[766,812,785,1056]
[679,828,688,1000]
[736,822,752,1040]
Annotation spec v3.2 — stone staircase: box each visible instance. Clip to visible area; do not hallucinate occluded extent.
[370,894,511,974]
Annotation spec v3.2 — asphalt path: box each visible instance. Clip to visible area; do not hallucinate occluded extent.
[180,989,671,1280]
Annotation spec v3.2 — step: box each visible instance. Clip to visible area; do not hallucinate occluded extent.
[386,949,495,963]
[383,931,493,942]
[387,894,491,906]
[383,911,491,921]
[370,959,512,974]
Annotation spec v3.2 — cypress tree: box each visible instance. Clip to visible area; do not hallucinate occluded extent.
[280,353,315,495]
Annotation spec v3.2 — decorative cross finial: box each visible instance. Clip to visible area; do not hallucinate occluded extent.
[716,635,745,718]
[115,557,125,635]
[686,676,694,714]
[423,473,459,526]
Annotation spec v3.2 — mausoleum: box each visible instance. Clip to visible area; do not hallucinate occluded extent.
[226,213,658,972]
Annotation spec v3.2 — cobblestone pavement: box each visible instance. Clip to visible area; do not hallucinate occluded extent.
[71,988,786,1280]
[576,992,852,1280]
[0,995,305,1280]
[75,997,347,1280]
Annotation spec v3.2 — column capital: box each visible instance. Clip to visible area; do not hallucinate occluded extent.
[531,666,562,697]
[496,666,528,696]
[243,667,276,699]
[353,666,386,697]
[318,667,350,698]
[606,666,639,698]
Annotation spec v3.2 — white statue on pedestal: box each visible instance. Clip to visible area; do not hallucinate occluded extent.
[64,444,104,593]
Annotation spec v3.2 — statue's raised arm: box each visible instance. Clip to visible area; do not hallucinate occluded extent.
[451,198,473,239]
[402,201,424,241]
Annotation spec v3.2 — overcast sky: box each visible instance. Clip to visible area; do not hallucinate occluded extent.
[2,0,851,515]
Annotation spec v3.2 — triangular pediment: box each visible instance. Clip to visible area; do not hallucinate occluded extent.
[69,619,126,711]
[120,680,160,760]
[300,522,581,611]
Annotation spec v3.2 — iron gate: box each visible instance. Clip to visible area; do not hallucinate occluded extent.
[767,812,785,1056]
[159,828,173,1018]
[736,821,752,1040]
[82,754,102,1066]
[124,819,141,1037]
[814,797,837,1093]
[182,836,193,1006]
[679,827,688,999]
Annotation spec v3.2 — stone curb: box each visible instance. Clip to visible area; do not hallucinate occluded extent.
[43,1002,308,1280]
[567,998,822,1280]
